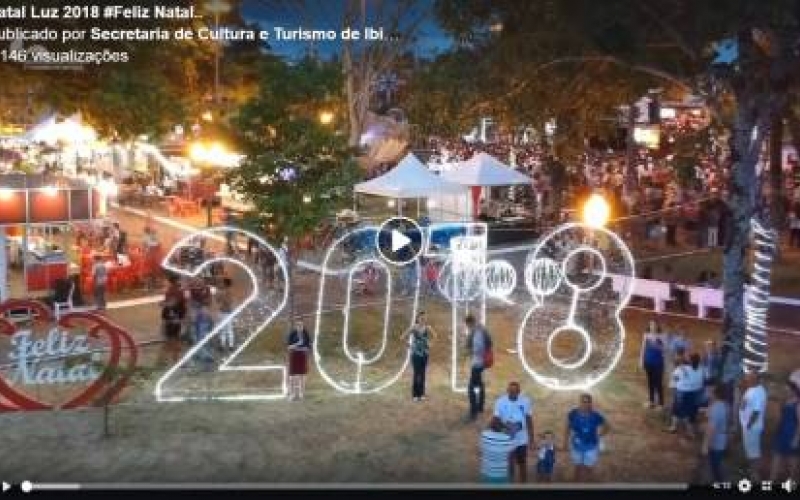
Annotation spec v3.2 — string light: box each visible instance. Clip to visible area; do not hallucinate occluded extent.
[517,222,635,391]
[425,223,488,394]
[314,226,417,394]
[154,227,289,402]
[483,260,517,304]
[744,217,775,373]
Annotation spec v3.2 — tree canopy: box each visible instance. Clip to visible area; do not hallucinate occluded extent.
[227,58,359,242]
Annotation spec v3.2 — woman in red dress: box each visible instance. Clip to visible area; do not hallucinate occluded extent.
[287,319,312,401]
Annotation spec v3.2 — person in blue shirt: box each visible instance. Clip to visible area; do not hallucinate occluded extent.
[563,393,608,482]
[193,304,215,370]
[641,332,665,409]
[769,372,800,482]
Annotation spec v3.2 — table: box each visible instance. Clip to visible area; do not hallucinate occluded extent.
[26,261,68,291]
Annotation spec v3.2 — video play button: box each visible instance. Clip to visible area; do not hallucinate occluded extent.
[391,230,411,252]
[377,217,423,266]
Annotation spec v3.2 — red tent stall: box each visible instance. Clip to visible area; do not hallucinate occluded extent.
[0,174,104,299]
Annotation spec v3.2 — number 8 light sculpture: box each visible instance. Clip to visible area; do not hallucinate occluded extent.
[518,223,635,391]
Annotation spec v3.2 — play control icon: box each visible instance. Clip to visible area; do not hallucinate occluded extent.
[391,229,411,253]
[377,217,423,266]
[1,482,9,493]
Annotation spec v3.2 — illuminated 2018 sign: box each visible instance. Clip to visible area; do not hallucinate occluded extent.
[155,221,634,402]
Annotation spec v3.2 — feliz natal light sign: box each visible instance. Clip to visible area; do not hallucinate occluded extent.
[8,328,100,385]
[0,300,138,412]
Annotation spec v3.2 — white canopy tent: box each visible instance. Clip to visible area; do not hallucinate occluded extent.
[354,153,469,220]
[442,152,532,186]
[24,113,97,146]
[441,153,532,220]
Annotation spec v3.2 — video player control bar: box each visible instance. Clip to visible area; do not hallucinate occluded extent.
[13,482,690,491]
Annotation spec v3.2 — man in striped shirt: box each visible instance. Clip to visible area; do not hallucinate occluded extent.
[480,419,516,483]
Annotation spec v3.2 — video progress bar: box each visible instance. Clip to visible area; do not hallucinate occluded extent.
[29,483,690,490]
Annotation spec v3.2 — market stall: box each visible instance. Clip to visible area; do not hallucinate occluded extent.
[0,174,105,300]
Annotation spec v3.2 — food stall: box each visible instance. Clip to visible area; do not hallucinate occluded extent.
[0,174,104,300]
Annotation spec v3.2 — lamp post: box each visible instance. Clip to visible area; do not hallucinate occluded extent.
[204,0,231,107]
[190,140,230,227]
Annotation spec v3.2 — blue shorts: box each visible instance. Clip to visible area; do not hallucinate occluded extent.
[481,474,509,484]
[675,391,700,421]
[571,447,599,467]
[537,459,555,475]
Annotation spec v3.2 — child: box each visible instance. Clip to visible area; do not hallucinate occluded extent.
[423,257,440,296]
[480,419,516,483]
[536,431,556,482]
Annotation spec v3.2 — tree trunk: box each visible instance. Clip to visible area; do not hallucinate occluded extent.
[343,46,362,149]
[342,0,368,149]
[287,238,297,323]
[720,106,765,384]
[624,102,638,198]
[769,114,785,230]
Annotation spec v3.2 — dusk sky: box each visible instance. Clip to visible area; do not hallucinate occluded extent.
[241,0,453,60]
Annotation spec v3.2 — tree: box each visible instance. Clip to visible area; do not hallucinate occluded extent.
[228,58,360,317]
[340,0,429,147]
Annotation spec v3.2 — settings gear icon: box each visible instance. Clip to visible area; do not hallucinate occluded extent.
[738,478,752,493]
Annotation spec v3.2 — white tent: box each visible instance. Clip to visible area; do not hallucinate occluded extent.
[355,153,466,198]
[24,113,96,146]
[355,153,469,221]
[443,152,531,186]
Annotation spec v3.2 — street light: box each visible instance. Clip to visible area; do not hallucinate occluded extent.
[319,110,334,125]
[582,193,610,229]
[189,140,231,227]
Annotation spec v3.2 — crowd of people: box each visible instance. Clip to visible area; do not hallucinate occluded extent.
[409,131,800,254]
[640,319,800,485]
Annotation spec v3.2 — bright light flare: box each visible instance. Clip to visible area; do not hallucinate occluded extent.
[582,194,610,229]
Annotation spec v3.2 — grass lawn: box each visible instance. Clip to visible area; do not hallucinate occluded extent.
[1,288,797,483]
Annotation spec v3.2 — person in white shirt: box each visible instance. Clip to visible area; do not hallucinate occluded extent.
[480,419,516,483]
[492,381,534,483]
[674,354,705,437]
[740,371,768,481]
